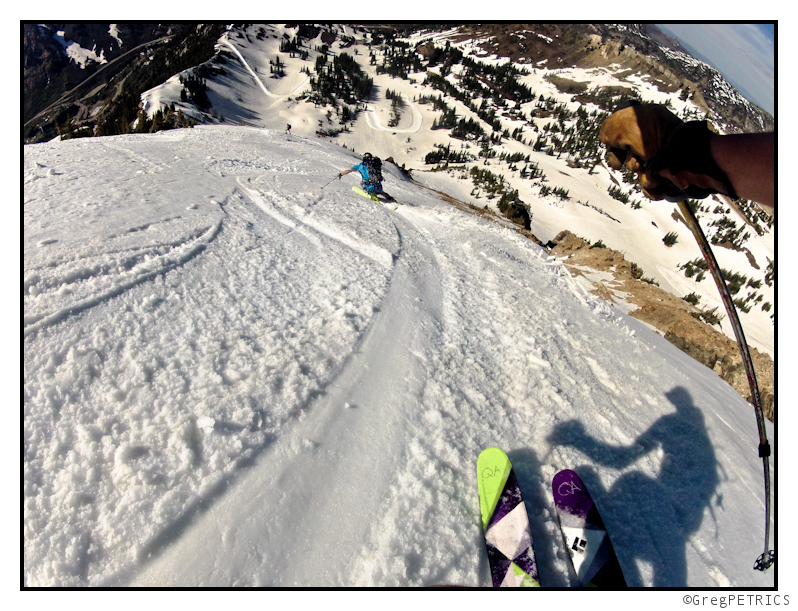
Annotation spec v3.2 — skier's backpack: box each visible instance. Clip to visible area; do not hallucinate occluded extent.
[363,156,383,185]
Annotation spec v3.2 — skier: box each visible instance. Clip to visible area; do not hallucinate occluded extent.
[338,153,395,202]
[600,101,774,210]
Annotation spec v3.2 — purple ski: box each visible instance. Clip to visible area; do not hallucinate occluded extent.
[552,469,626,587]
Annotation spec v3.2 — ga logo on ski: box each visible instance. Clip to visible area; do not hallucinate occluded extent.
[557,480,582,497]
[481,465,502,479]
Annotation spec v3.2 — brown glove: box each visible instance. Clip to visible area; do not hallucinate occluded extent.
[600,101,736,201]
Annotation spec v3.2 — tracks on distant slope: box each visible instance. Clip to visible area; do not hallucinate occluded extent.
[222,38,310,108]
[364,93,423,134]
[25,35,175,130]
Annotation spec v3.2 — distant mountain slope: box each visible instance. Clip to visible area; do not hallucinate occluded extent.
[569,24,773,133]
[23,24,225,142]
[644,24,691,54]
[24,24,177,124]
[24,23,773,142]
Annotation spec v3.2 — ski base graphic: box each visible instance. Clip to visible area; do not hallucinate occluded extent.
[552,469,626,587]
[478,448,540,587]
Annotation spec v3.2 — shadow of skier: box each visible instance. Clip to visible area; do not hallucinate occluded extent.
[547,386,718,587]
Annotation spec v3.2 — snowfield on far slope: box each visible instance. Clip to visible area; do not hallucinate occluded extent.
[24,126,774,588]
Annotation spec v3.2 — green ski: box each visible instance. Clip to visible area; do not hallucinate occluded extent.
[477,448,540,587]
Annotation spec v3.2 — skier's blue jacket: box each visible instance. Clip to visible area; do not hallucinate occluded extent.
[352,163,383,194]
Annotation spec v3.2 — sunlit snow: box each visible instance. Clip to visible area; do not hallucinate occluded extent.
[24,126,774,588]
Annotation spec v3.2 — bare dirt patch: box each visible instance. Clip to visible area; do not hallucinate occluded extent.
[549,230,774,422]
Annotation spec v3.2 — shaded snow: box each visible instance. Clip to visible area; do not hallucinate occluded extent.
[108,24,122,49]
[23,127,775,588]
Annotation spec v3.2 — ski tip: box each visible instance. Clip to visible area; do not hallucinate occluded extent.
[553,468,580,482]
[477,447,513,531]
[553,469,584,486]
[552,469,592,512]
[479,446,508,459]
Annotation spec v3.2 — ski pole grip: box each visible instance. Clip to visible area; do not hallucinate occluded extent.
[758,442,771,458]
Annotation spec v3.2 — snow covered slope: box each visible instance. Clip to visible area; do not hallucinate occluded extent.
[24,126,774,587]
[140,24,774,359]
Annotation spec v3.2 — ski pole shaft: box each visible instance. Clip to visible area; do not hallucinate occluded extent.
[321,174,341,189]
[677,199,774,571]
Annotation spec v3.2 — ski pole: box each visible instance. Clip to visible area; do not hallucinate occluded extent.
[321,174,342,189]
[676,198,774,572]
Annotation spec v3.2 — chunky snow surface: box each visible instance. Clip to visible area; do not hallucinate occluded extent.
[23,126,776,589]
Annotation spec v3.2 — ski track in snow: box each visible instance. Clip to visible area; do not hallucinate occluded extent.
[24,220,222,337]
[23,127,775,588]
[221,37,310,108]
[365,94,424,134]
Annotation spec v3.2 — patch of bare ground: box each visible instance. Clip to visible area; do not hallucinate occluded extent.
[549,230,774,422]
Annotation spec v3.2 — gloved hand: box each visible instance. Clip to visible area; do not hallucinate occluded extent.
[600,101,737,201]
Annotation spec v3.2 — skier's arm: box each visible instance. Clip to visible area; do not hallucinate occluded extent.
[710,132,774,210]
[547,421,649,468]
[601,102,774,210]
[654,130,774,210]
